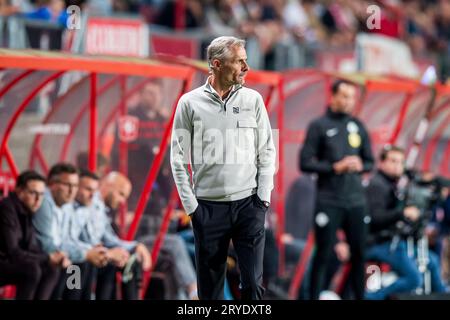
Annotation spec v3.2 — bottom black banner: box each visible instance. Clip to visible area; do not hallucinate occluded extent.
[0,299,447,319]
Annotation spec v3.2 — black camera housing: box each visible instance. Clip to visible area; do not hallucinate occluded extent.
[396,170,450,239]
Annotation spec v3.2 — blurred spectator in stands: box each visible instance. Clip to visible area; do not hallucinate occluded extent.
[25,0,69,26]
[112,0,139,13]
[84,0,112,15]
[282,0,327,46]
[204,0,239,36]
[0,170,62,300]
[32,163,80,299]
[320,0,359,48]
[111,79,172,225]
[240,0,284,69]
[367,1,402,39]
[402,0,432,56]
[155,0,205,29]
[205,0,286,68]
[76,151,110,179]
[434,0,450,81]
[0,0,22,16]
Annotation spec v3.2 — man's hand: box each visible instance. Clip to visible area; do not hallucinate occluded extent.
[135,243,152,272]
[280,233,294,244]
[334,242,350,262]
[333,156,363,174]
[333,158,350,174]
[106,247,130,268]
[49,251,65,266]
[404,206,420,222]
[60,253,72,269]
[346,156,363,172]
[86,246,108,268]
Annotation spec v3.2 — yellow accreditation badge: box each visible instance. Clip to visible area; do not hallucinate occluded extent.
[348,132,361,148]
[347,121,361,148]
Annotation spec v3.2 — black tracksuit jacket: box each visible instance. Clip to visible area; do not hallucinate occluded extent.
[300,108,374,207]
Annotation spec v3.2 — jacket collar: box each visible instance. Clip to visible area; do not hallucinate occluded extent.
[203,76,242,100]
[326,107,351,120]
[377,169,400,185]
[10,192,32,217]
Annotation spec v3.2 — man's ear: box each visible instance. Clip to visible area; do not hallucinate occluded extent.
[212,59,221,70]
[15,186,23,195]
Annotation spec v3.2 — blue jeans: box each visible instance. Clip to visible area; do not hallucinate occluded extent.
[365,241,421,300]
[419,249,446,293]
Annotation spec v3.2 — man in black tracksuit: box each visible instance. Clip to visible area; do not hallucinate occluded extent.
[300,80,374,300]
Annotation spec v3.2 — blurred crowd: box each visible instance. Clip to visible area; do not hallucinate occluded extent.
[0,0,449,78]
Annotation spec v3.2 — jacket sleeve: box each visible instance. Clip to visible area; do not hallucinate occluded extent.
[359,122,374,173]
[101,219,137,252]
[33,198,58,254]
[366,179,403,231]
[255,93,276,203]
[300,122,334,174]
[170,96,198,215]
[60,212,92,264]
[60,236,91,264]
[0,202,48,263]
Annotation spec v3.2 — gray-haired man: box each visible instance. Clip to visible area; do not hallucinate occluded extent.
[170,36,276,300]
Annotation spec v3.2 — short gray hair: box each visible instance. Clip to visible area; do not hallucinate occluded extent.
[207,36,246,70]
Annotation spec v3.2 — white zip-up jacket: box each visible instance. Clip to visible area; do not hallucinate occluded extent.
[170,78,276,215]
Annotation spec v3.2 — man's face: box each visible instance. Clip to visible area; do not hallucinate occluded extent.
[380,151,405,179]
[105,182,131,210]
[76,177,99,207]
[16,180,46,213]
[330,83,356,114]
[50,0,64,12]
[49,173,79,206]
[217,46,249,87]
[140,83,162,112]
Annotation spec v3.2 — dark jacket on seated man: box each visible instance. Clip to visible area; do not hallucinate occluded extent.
[0,192,60,300]
[0,193,48,263]
[366,170,405,245]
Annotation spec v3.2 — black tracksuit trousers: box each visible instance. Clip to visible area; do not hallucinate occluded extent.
[309,201,368,300]
[192,194,267,300]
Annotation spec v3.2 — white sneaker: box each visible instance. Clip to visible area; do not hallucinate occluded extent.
[319,290,341,300]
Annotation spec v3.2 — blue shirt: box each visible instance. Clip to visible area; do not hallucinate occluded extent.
[33,190,85,262]
[25,7,68,27]
[75,193,137,252]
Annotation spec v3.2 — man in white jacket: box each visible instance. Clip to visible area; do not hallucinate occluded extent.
[170,36,276,300]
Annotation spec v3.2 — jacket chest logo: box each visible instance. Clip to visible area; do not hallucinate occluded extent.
[232,106,240,114]
[326,128,338,137]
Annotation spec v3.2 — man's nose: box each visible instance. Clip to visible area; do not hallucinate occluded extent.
[242,61,249,72]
